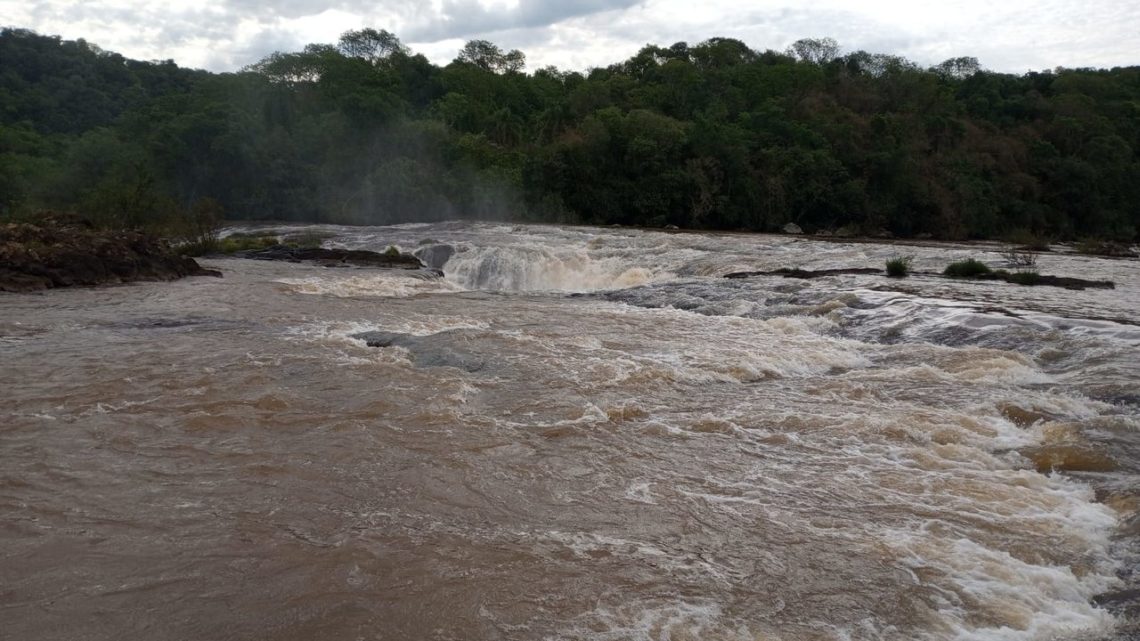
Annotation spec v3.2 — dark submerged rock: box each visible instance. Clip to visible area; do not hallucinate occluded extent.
[0,216,220,293]
[961,270,1114,290]
[351,329,487,373]
[353,331,407,348]
[725,267,882,279]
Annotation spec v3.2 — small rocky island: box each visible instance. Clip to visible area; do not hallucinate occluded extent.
[0,215,220,293]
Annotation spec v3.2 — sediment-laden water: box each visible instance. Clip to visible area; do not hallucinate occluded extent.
[2,222,1138,641]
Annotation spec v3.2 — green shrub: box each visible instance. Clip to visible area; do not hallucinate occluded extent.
[944,258,992,278]
[384,245,401,256]
[178,234,278,256]
[885,256,913,277]
[1006,270,1041,286]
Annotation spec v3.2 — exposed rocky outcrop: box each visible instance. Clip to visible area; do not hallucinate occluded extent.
[412,244,455,270]
[725,266,1114,290]
[977,272,1115,290]
[238,245,426,269]
[725,267,882,279]
[0,216,220,293]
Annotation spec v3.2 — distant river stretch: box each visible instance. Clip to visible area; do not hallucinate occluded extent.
[3,222,1138,641]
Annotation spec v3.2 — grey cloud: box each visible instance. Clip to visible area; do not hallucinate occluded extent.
[404,0,644,41]
[208,26,306,70]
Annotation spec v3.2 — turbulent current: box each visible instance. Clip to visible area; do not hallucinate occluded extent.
[3,222,1139,641]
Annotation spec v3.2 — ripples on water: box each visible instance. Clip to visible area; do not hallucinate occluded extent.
[2,222,1138,640]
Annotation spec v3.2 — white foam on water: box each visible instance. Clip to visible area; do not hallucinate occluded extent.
[624,482,657,505]
[84,397,162,416]
[886,533,1119,641]
[285,316,491,345]
[863,458,1123,641]
[553,600,746,641]
[572,303,872,383]
[276,273,464,298]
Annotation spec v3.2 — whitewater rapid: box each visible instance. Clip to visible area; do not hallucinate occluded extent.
[2,222,1138,641]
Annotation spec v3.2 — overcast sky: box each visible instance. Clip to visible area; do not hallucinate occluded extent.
[4,0,1138,74]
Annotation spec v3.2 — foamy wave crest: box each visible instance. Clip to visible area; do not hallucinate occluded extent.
[443,244,669,292]
[277,273,464,298]
[285,317,490,345]
[886,527,1119,641]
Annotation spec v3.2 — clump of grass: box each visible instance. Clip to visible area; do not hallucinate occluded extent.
[384,245,401,257]
[177,234,279,256]
[885,255,913,278]
[943,258,992,278]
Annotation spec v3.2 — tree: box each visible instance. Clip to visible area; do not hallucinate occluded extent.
[3,27,1139,240]
[691,38,757,69]
[337,28,407,65]
[246,45,339,84]
[457,40,526,74]
[787,38,840,65]
[933,57,981,80]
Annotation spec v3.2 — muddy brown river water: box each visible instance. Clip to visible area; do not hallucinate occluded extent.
[2,222,1139,640]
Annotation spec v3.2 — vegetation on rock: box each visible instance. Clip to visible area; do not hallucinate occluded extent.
[885,256,913,277]
[944,258,993,278]
[943,257,1111,289]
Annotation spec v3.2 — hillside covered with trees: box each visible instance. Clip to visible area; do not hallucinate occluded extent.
[2,27,1138,240]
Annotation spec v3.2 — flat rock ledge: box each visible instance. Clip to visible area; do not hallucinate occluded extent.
[725,267,882,279]
[1,217,221,293]
[237,245,427,270]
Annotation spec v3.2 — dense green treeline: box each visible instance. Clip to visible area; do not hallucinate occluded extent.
[2,28,1138,240]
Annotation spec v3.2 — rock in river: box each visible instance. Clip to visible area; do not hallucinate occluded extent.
[412,244,455,270]
[0,215,220,293]
[351,329,488,373]
[239,245,425,269]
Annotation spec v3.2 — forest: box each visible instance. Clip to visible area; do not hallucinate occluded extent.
[2,27,1138,240]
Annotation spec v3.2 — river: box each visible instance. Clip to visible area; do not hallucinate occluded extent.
[2,222,1138,640]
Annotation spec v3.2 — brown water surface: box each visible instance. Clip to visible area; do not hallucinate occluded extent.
[2,223,1138,640]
